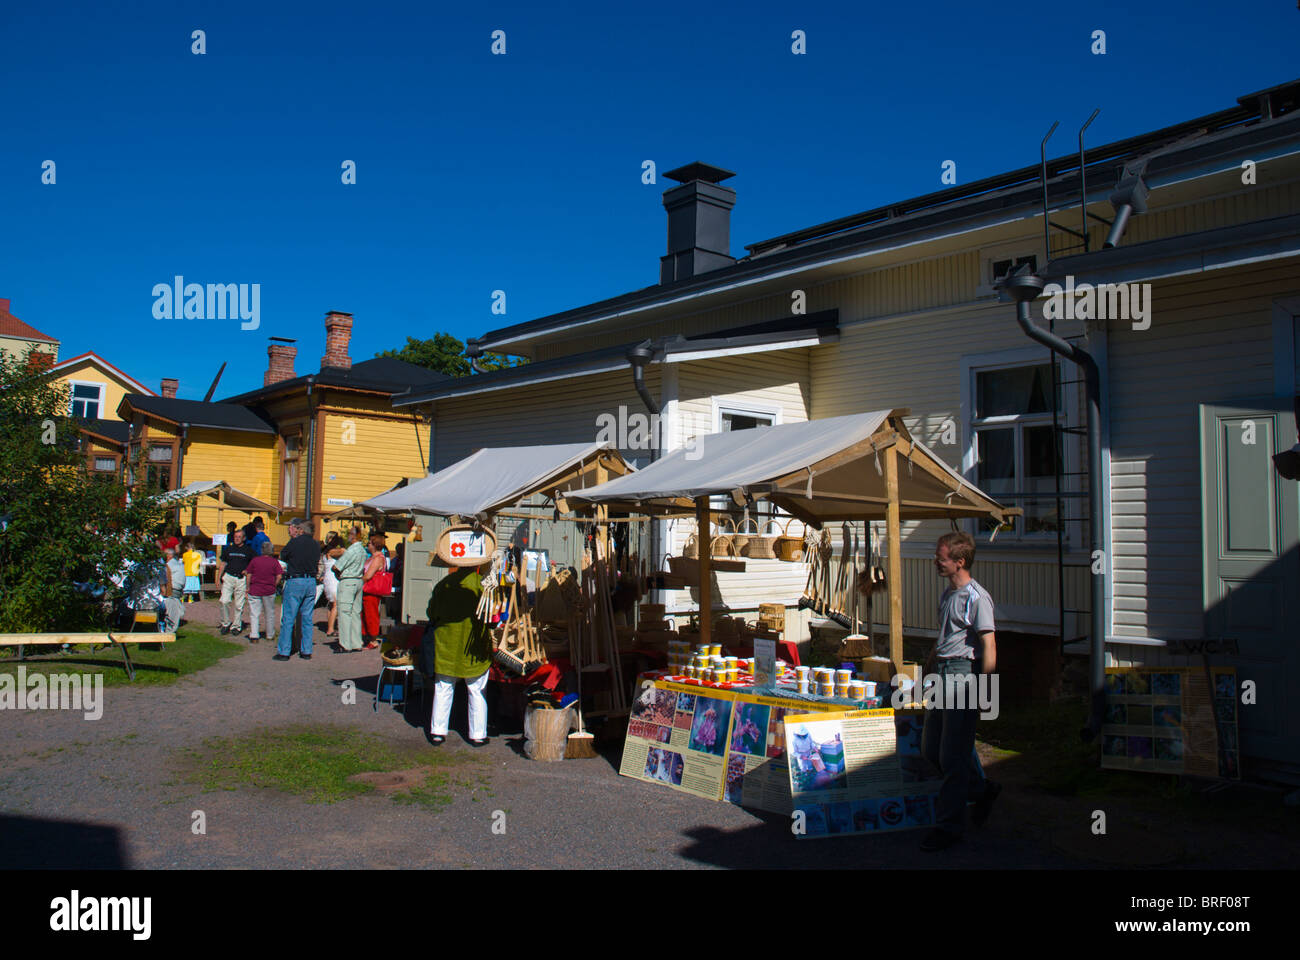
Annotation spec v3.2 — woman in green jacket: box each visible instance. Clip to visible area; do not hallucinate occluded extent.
[422,564,493,746]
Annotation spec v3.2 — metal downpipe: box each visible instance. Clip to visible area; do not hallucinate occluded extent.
[1005,274,1107,741]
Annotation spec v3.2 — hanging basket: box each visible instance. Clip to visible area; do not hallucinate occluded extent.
[741,517,777,559]
[722,517,748,557]
[682,526,699,559]
[773,518,806,562]
[710,528,740,559]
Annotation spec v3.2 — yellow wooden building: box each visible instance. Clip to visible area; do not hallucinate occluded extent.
[109,311,447,547]
[50,352,156,422]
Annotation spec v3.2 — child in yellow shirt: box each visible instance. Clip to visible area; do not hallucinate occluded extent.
[181,542,204,603]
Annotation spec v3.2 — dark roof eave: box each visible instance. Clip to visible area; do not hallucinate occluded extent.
[396,317,840,405]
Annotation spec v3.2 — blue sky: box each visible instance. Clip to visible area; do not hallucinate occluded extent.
[2,1,1297,399]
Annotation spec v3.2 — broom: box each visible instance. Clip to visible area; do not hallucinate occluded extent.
[564,606,598,758]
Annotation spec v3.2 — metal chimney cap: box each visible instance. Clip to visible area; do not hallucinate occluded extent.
[664,162,736,185]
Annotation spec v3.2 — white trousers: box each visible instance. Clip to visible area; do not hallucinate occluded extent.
[430,671,490,740]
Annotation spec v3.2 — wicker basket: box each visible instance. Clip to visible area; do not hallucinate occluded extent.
[773,518,805,562]
[742,518,778,559]
[724,517,749,557]
[710,531,740,559]
[682,528,699,559]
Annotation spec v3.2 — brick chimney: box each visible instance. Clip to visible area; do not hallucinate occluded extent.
[160,378,178,398]
[265,338,298,386]
[321,311,353,370]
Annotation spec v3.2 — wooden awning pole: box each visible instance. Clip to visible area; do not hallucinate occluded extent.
[885,445,904,669]
[217,487,226,538]
[696,496,711,648]
[596,461,609,563]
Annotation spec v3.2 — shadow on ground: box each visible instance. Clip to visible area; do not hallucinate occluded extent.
[0,813,131,869]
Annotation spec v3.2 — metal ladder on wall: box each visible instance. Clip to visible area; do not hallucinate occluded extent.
[1035,113,1107,648]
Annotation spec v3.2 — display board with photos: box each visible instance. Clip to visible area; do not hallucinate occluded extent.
[783,708,943,839]
[619,678,858,811]
[1100,666,1240,779]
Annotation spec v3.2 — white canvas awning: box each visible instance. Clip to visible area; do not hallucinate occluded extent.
[159,480,279,516]
[563,410,1016,526]
[343,441,634,520]
[562,410,1018,666]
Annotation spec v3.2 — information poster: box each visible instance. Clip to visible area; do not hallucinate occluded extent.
[1100,666,1240,779]
[620,679,858,809]
[783,708,942,839]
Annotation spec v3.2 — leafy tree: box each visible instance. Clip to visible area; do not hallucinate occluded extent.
[377,334,527,378]
[0,347,170,632]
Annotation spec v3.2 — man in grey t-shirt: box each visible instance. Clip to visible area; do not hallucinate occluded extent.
[920,530,1001,851]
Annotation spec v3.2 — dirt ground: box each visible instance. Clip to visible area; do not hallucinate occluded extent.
[1,598,1293,869]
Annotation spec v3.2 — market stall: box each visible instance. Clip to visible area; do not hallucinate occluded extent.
[564,408,1018,667]
[564,409,1020,833]
[345,441,663,744]
[160,480,281,537]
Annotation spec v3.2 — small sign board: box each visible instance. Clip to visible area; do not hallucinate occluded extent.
[434,525,496,567]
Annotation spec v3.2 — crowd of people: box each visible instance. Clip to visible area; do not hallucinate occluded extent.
[126,515,490,749]
[128,516,403,658]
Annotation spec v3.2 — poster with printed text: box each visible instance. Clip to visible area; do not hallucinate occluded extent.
[783,708,943,839]
[1100,666,1239,779]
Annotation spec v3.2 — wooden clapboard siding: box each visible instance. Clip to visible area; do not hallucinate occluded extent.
[810,298,1085,566]
[432,366,664,469]
[1107,258,1300,642]
[319,411,426,514]
[179,427,276,535]
[675,349,812,427]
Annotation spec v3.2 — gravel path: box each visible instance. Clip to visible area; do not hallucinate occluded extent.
[0,599,1288,869]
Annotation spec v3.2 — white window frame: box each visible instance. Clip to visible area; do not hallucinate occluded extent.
[68,379,104,419]
[960,346,1081,543]
[975,237,1046,299]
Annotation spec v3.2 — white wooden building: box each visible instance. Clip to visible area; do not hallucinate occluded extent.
[396,79,1300,779]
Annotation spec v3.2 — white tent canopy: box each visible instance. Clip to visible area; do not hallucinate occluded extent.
[561,410,1017,665]
[159,480,279,516]
[347,441,634,520]
[563,410,1015,526]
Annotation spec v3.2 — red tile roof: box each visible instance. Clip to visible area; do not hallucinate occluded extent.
[0,298,59,344]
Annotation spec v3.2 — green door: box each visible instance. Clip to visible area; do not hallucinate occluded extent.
[1200,399,1300,772]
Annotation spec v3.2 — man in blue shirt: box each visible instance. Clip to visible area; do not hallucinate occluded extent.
[920,530,1001,851]
[246,517,271,556]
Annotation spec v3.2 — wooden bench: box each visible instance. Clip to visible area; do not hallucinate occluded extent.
[0,630,177,682]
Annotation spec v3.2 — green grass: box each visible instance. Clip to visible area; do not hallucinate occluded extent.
[0,624,242,686]
[180,724,487,809]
